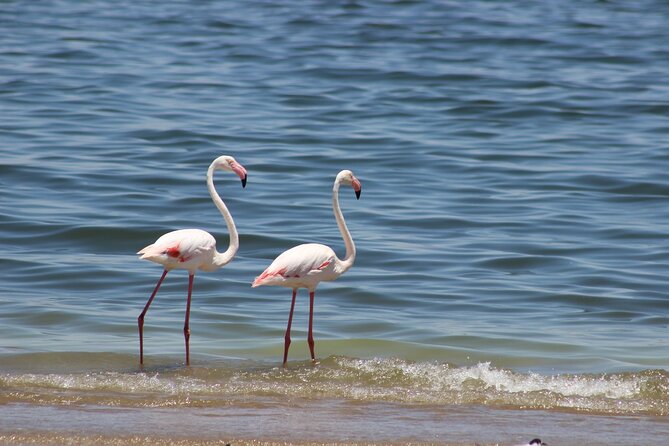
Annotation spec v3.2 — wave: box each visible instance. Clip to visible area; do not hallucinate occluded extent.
[1,353,666,416]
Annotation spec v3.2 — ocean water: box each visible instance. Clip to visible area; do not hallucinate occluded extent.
[1,0,669,444]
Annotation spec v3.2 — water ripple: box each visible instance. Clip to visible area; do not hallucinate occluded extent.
[1,0,668,385]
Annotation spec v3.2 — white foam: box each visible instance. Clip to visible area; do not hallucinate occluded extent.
[1,358,665,415]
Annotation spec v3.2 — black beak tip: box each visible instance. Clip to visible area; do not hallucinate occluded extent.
[241,175,247,188]
[355,188,361,199]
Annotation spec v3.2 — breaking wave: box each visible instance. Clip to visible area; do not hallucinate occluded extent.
[1,354,667,415]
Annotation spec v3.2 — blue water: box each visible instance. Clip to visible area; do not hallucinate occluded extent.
[1,1,669,443]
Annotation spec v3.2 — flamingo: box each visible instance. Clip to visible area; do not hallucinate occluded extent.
[252,169,362,366]
[136,155,247,366]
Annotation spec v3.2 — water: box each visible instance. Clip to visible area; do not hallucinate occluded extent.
[1,0,669,444]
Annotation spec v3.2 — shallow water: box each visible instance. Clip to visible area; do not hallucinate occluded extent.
[1,0,669,444]
[1,353,668,415]
[1,354,668,445]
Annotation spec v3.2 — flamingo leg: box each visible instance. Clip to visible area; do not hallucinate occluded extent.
[283,288,297,367]
[138,269,168,365]
[183,273,194,366]
[307,290,316,361]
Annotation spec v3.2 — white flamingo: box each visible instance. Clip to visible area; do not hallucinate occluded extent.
[137,155,247,365]
[252,170,362,366]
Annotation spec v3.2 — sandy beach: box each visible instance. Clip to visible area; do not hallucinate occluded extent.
[2,397,668,446]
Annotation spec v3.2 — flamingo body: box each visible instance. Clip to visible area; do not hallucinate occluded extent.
[138,229,218,273]
[252,243,338,290]
[253,169,362,366]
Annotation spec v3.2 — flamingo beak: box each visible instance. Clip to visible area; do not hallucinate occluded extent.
[231,162,248,188]
[352,177,362,199]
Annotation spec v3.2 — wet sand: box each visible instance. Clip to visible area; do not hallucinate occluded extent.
[2,399,667,446]
[0,437,470,446]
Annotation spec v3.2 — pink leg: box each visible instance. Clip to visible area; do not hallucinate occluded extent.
[283,288,297,367]
[308,290,315,361]
[183,273,194,366]
[138,269,168,365]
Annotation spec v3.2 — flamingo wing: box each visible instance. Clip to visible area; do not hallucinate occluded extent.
[138,229,216,267]
[252,243,336,287]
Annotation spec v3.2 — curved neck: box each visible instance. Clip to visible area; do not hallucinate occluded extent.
[207,163,239,269]
[333,180,355,273]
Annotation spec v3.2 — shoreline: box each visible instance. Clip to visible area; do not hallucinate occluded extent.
[0,435,476,446]
[2,400,667,446]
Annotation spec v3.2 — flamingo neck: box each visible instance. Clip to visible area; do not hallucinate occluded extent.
[333,180,355,274]
[207,163,239,269]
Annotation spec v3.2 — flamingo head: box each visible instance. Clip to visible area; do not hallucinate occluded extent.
[336,169,362,199]
[214,155,248,187]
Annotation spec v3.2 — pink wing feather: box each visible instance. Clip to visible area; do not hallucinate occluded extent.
[252,243,336,287]
[138,229,216,270]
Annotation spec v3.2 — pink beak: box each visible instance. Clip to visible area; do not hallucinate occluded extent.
[352,177,362,199]
[231,162,248,188]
